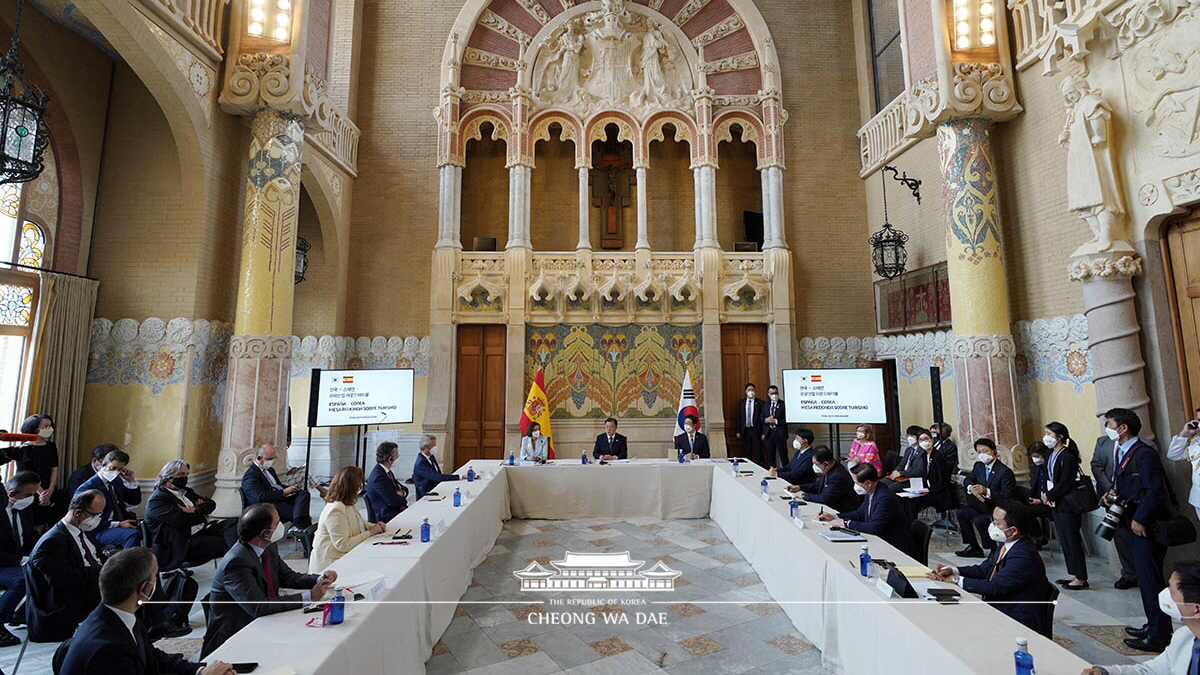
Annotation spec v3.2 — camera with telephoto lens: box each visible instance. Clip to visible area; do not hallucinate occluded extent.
[1096,498,1127,541]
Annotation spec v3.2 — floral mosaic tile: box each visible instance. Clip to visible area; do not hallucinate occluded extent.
[677,636,724,656]
[744,603,783,617]
[589,637,633,657]
[766,634,813,655]
[510,604,544,621]
[665,603,705,618]
[498,638,541,659]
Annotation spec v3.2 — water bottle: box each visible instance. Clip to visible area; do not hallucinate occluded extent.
[581,451,588,465]
[328,588,345,625]
[678,448,685,464]
[859,545,871,577]
[789,497,799,519]
[760,477,768,496]
[732,458,739,476]
[420,517,430,543]
[508,452,515,466]
[453,487,462,507]
[466,468,475,482]
[1014,638,1035,675]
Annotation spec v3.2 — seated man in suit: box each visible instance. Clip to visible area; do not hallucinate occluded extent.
[771,428,817,486]
[146,459,237,571]
[593,418,629,460]
[241,443,313,531]
[202,504,335,658]
[367,441,409,522]
[25,489,105,642]
[0,471,41,646]
[929,500,1052,637]
[818,463,911,554]
[66,443,115,499]
[74,448,142,549]
[790,446,861,513]
[956,438,1017,558]
[60,547,235,675]
[673,415,710,459]
[885,427,933,494]
[412,434,463,500]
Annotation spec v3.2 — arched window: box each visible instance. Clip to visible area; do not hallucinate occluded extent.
[17,221,45,268]
[0,179,46,432]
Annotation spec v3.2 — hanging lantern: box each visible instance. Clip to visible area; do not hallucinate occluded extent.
[294,236,310,284]
[869,222,908,279]
[0,0,51,185]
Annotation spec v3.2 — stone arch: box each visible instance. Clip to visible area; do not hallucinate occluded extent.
[643,110,698,164]
[459,107,514,161]
[528,109,584,168]
[299,159,344,268]
[584,111,640,165]
[713,110,766,168]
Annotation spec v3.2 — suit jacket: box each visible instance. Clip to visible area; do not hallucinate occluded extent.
[733,398,764,433]
[66,463,97,498]
[592,433,628,460]
[673,432,710,459]
[962,460,1016,511]
[519,436,549,461]
[797,463,861,513]
[1113,439,1168,526]
[762,399,787,435]
[366,464,408,522]
[145,485,217,571]
[837,486,910,553]
[202,540,320,658]
[897,446,929,479]
[0,503,36,567]
[241,464,290,507]
[934,438,959,472]
[412,453,459,499]
[880,449,902,477]
[777,446,816,486]
[60,604,200,675]
[1092,435,1158,495]
[1044,448,1081,504]
[74,473,141,535]
[958,537,1051,637]
[25,522,102,641]
[309,501,373,573]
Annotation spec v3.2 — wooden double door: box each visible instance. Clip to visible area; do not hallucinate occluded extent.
[454,325,506,463]
[721,324,770,458]
[1167,213,1200,414]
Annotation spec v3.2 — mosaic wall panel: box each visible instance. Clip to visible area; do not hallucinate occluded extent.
[88,318,232,395]
[874,330,957,384]
[1014,314,1093,393]
[290,335,431,377]
[525,324,703,419]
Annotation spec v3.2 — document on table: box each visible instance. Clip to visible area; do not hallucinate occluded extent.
[334,571,387,594]
[896,565,931,578]
[910,579,954,600]
[820,530,867,542]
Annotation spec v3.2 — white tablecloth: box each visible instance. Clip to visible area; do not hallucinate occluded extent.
[504,459,713,519]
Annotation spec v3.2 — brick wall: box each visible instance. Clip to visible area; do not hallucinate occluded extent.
[529,135,578,252]
[293,187,339,335]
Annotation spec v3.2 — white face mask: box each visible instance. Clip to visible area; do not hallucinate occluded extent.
[1031,456,1045,466]
[260,458,275,470]
[1042,435,1058,448]
[684,425,694,433]
[978,453,995,465]
[987,523,1009,543]
[853,483,868,496]
[855,431,865,439]
[268,522,286,543]
[140,580,157,602]
[11,495,34,510]
[80,514,102,532]
[812,462,824,474]
[1158,586,1193,622]
[531,430,540,438]
[1105,427,1120,441]
[746,391,755,399]
[931,431,939,438]
[919,440,933,451]
[906,436,917,447]
[769,393,778,401]
[100,469,121,483]
[792,439,802,450]
[38,427,53,440]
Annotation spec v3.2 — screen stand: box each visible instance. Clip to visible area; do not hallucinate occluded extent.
[302,425,313,490]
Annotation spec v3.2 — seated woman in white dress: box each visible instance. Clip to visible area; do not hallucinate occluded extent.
[309,466,386,573]
[520,422,549,462]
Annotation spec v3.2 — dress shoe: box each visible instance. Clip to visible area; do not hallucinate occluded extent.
[1055,578,1074,586]
[0,627,20,647]
[1123,625,1149,639]
[1122,636,1168,653]
[1114,577,1138,589]
[1062,581,1089,590]
[955,545,986,558]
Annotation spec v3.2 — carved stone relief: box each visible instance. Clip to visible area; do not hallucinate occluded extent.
[1124,10,1200,159]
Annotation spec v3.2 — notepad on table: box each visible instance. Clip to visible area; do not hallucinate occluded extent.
[896,565,931,578]
[820,530,867,542]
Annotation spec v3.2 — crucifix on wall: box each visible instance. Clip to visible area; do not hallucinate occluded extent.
[590,134,634,249]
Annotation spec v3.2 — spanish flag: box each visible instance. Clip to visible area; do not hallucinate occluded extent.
[519,368,555,459]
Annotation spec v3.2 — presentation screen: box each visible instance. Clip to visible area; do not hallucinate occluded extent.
[782,368,887,424]
[307,369,414,428]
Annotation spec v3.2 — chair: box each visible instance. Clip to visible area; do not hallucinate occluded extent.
[240,487,310,557]
[909,519,932,566]
[363,493,376,523]
[50,638,72,675]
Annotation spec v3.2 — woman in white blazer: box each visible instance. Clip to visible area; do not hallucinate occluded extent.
[520,422,549,462]
[309,466,387,573]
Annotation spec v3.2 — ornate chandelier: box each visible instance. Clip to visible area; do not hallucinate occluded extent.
[0,0,50,185]
[294,236,310,284]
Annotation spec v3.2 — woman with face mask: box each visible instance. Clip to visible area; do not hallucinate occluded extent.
[845,425,882,473]
[15,414,66,524]
[1041,421,1089,589]
[1023,441,1052,545]
[520,422,550,462]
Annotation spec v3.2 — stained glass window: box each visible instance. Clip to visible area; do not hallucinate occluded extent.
[17,221,43,268]
[0,183,19,218]
[0,283,32,326]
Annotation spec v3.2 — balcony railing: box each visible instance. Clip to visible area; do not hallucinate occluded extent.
[857,90,917,177]
[141,0,230,61]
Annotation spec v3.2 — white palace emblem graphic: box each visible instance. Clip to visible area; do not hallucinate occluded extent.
[513,551,681,591]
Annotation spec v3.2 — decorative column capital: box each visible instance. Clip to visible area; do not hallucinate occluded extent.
[1067,251,1144,282]
[220,53,336,132]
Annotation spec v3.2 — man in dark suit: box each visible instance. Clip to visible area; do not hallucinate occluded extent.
[733,383,766,467]
[0,471,41,646]
[955,438,1017,558]
[885,426,931,493]
[25,489,105,642]
[791,446,860,513]
[1103,408,1174,653]
[771,428,816,486]
[819,464,911,554]
[145,459,237,571]
[930,500,1053,637]
[241,443,312,530]
[367,441,409,522]
[673,415,710,459]
[931,422,959,473]
[593,418,629,460]
[412,434,463,499]
[763,385,788,468]
[66,443,115,499]
[74,448,142,549]
[1090,418,1151,589]
[201,504,333,659]
[60,547,236,675]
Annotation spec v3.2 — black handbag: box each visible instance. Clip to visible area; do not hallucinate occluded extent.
[1151,515,1198,548]
[1062,473,1100,515]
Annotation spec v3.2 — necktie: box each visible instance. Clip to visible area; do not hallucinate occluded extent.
[867,493,874,518]
[746,401,752,427]
[388,470,400,490]
[10,510,18,546]
[261,551,277,598]
[1188,637,1199,675]
[689,435,694,450]
[988,545,1008,581]
[609,436,613,447]
[78,532,100,567]
[985,467,991,484]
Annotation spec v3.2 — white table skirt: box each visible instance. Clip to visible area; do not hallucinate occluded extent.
[505,459,713,519]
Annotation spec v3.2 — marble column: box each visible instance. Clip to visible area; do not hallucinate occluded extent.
[693,164,718,249]
[635,166,649,251]
[213,109,305,517]
[507,164,532,249]
[437,164,463,249]
[936,118,1021,458]
[577,166,590,250]
[763,166,786,250]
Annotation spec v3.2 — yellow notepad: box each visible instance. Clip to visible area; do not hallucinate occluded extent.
[897,565,931,578]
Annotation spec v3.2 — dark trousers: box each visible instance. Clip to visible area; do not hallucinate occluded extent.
[1051,507,1088,581]
[764,428,788,468]
[185,519,239,566]
[276,490,312,529]
[956,504,993,550]
[1113,526,1136,580]
[1125,526,1171,641]
[740,429,765,467]
[0,566,25,623]
[96,526,143,550]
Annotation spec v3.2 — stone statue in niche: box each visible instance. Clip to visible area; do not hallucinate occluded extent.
[532,0,692,117]
[1059,75,1127,253]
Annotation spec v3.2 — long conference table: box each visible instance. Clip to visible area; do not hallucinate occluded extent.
[208,458,1091,674]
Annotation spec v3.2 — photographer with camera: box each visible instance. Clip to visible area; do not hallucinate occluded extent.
[1101,407,1173,653]
[1166,407,1200,522]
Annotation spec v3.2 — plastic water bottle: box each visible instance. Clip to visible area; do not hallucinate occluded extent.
[466,468,475,482]
[508,452,515,466]
[678,448,685,464]
[789,497,799,519]
[1014,638,1035,675]
[732,458,739,476]
[760,477,768,496]
[859,545,871,577]
[420,517,430,543]
[581,451,588,465]
[453,487,462,507]
[328,588,345,625]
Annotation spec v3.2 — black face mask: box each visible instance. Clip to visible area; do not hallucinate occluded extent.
[171,476,188,489]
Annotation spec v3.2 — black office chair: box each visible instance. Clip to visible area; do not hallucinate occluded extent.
[1037,582,1059,638]
[363,493,376,523]
[909,519,932,566]
[51,638,72,675]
